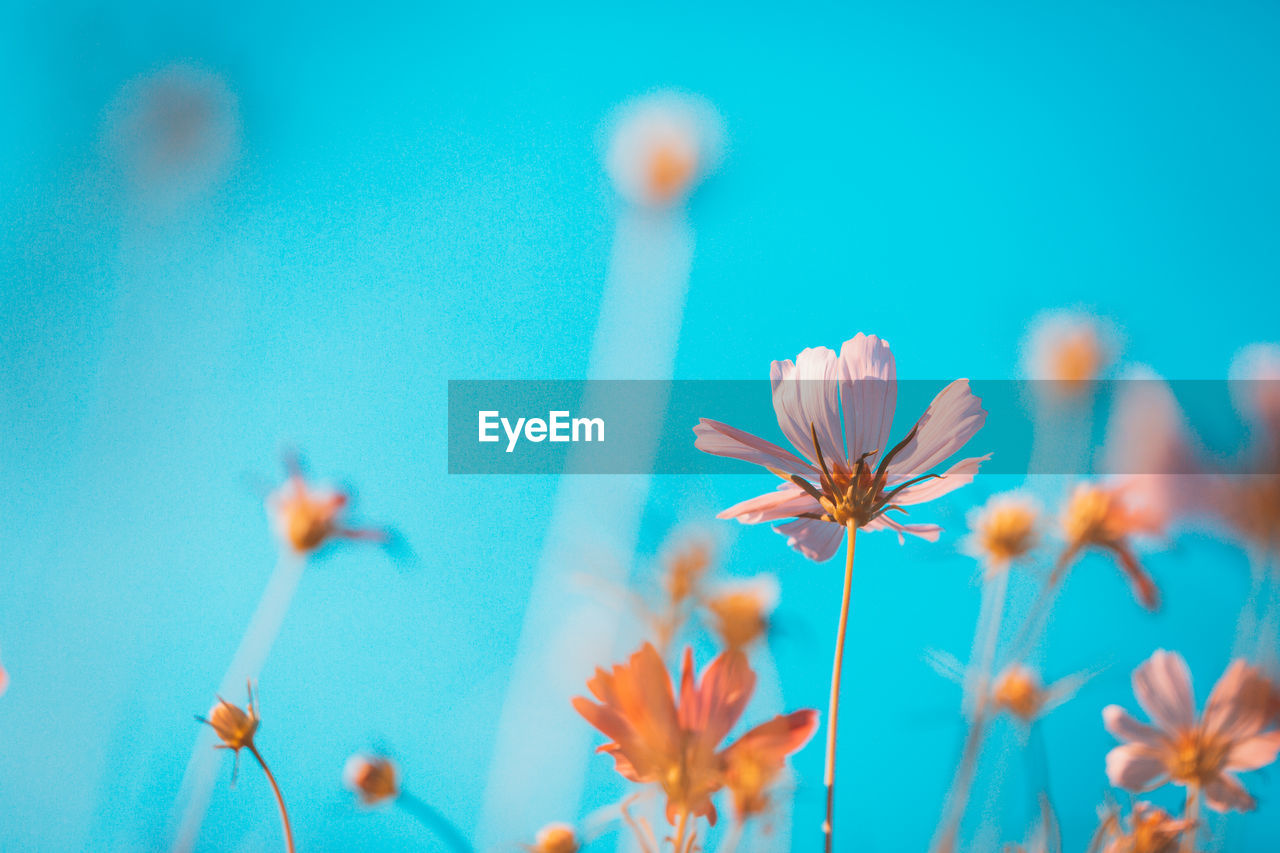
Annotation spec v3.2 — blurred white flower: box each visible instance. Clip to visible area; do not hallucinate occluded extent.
[1022,310,1117,395]
[1230,343,1280,430]
[605,91,723,207]
[102,62,241,205]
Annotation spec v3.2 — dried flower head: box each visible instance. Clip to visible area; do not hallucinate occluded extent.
[1092,802,1193,853]
[1104,651,1280,812]
[267,454,385,554]
[605,92,723,207]
[703,575,779,651]
[967,492,1040,572]
[1059,482,1162,610]
[573,643,817,826]
[1024,311,1114,394]
[524,823,580,853]
[198,683,259,753]
[696,334,988,560]
[343,754,399,806]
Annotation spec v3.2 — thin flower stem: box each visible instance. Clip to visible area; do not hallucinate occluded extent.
[1009,564,1067,665]
[672,810,690,853]
[397,791,477,853]
[620,795,659,853]
[931,709,989,853]
[970,569,1009,715]
[1231,545,1268,660]
[1182,784,1200,853]
[247,744,295,853]
[823,524,857,853]
[932,565,1009,852]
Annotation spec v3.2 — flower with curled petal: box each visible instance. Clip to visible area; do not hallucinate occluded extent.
[694,333,988,561]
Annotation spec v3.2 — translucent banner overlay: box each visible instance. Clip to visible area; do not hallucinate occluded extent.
[447,379,1280,475]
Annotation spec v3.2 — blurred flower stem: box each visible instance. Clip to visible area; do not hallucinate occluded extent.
[247,743,295,853]
[171,552,305,852]
[823,524,857,853]
[932,570,1010,852]
[397,791,476,853]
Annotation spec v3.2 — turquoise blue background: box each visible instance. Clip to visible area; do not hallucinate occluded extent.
[3,0,1279,849]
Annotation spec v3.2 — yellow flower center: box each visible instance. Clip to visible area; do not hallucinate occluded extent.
[1168,729,1229,787]
[992,667,1044,720]
[977,504,1038,564]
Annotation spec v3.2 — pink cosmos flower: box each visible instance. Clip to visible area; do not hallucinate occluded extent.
[1103,650,1280,812]
[693,334,989,560]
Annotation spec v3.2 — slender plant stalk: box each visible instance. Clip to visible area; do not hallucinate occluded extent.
[823,524,858,853]
[397,791,477,853]
[1231,546,1268,660]
[247,744,295,853]
[1182,785,1200,853]
[620,795,659,853]
[172,552,305,853]
[672,810,691,853]
[933,565,1010,852]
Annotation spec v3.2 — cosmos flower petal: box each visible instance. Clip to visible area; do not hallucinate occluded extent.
[837,333,897,460]
[680,649,756,743]
[890,455,991,505]
[771,348,844,466]
[773,517,845,561]
[694,418,818,481]
[1105,743,1169,791]
[886,379,987,481]
[861,514,942,544]
[717,483,822,524]
[1203,771,1258,813]
[1203,659,1269,741]
[1103,704,1166,748]
[1132,650,1196,732]
[1227,730,1280,772]
[724,709,820,764]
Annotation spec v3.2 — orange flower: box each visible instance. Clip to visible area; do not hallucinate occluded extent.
[992,666,1046,721]
[524,823,580,853]
[343,754,399,806]
[573,643,817,826]
[662,539,713,607]
[1059,482,1162,610]
[1092,802,1193,853]
[703,575,778,652]
[267,455,384,553]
